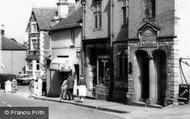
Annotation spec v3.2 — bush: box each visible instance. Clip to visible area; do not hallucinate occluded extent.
[0,74,16,89]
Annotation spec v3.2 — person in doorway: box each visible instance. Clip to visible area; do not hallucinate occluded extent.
[67,72,75,100]
[60,78,68,100]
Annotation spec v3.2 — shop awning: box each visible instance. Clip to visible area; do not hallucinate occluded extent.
[49,58,72,72]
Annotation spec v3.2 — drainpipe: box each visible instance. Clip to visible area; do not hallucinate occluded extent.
[109,0,114,100]
[81,0,86,79]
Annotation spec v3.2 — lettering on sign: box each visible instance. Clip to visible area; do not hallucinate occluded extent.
[178,84,190,103]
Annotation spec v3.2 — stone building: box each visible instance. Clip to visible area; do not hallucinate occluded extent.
[82,0,111,99]
[82,0,176,106]
[25,7,57,79]
[124,0,175,106]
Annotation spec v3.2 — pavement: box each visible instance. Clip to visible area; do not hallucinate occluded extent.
[33,95,161,114]
[3,86,190,119]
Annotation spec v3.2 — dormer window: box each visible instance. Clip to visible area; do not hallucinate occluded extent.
[93,0,102,29]
[31,22,38,33]
[145,0,155,19]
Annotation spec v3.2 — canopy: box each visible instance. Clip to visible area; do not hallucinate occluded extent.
[49,58,72,72]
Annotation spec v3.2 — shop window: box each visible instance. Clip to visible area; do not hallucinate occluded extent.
[145,0,155,19]
[97,57,110,86]
[117,49,128,78]
[93,0,102,29]
[31,22,38,33]
[36,60,40,70]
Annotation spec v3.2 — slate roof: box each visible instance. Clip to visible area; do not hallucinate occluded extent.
[49,7,82,31]
[32,7,57,30]
[1,36,26,50]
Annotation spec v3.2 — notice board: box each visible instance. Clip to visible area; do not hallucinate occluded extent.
[178,84,190,103]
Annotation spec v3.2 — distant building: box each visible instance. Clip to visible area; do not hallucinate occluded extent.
[25,7,57,79]
[47,0,82,97]
[0,28,26,74]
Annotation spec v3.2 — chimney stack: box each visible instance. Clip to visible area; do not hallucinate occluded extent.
[57,0,69,19]
[0,25,5,36]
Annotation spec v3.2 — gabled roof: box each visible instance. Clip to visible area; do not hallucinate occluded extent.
[49,7,82,31]
[138,22,160,33]
[26,7,57,31]
[1,36,26,50]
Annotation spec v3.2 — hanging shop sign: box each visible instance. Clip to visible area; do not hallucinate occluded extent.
[178,84,190,103]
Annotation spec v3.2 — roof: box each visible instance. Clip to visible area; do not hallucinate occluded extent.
[1,36,26,50]
[27,7,57,31]
[49,7,82,31]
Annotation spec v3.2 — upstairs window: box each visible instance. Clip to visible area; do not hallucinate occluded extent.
[145,0,155,19]
[31,22,38,33]
[122,0,127,25]
[71,29,75,47]
[30,37,38,50]
[93,0,102,29]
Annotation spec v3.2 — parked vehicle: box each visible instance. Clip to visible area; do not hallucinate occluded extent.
[16,74,33,85]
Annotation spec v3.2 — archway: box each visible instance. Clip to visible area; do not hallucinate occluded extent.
[153,50,167,105]
[135,50,149,101]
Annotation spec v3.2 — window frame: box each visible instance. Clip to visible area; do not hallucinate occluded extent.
[36,60,40,71]
[30,22,38,33]
[93,0,102,30]
[30,37,38,50]
[145,0,156,19]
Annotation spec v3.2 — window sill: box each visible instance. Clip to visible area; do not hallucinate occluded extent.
[93,28,102,31]
[70,45,75,48]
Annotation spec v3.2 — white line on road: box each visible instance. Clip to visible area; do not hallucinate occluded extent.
[1,101,12,107]
[7,104,12,107]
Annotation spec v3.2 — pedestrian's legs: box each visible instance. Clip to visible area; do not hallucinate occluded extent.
[60,89,64,99]
[62,89,67,100]
[70,88,74,100]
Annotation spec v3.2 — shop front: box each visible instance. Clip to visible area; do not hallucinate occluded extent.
[46,57,72,97]
[83,39,111,100]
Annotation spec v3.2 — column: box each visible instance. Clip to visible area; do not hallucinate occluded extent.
[32,60,36,79]
[149,57,157,104]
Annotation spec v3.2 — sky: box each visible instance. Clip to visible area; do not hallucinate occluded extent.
[0,0,75,44]
[175,1,190,58]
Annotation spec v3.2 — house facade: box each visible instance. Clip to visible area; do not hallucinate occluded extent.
[26,7,57,79]
[0,29,26,75]
[82,0,177,106]
[82,0,111,99]
[47,0,82,97]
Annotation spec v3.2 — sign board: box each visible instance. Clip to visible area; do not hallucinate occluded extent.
[178,84,190,103]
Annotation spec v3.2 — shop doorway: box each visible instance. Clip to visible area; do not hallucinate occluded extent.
[135,50,150,101]
[153,50,167,105]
